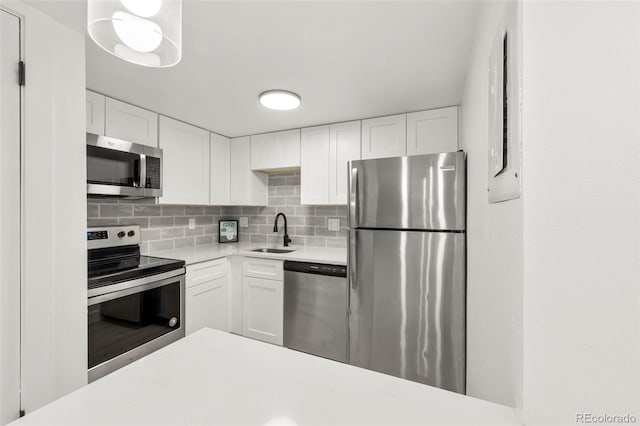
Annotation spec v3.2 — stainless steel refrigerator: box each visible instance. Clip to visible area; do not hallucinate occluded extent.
[348,152,466,394]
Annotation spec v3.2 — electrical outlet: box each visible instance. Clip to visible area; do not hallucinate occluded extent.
[188,218,195,230]
[239,217,249,228]
[328,218,340,232]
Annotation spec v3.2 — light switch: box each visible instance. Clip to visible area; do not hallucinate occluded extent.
[239,217,249,228]
[328,218,340,232]
[188,218,195,230]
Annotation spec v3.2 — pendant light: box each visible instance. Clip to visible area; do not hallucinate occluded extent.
[88,0,182,68]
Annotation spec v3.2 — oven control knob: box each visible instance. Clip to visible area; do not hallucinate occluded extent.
[127,230,135,237]
[117,231,125,238]
[168,317,178,327]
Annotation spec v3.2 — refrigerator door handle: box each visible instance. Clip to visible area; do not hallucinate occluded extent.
[349,166,358,227]
[349,230,357,291]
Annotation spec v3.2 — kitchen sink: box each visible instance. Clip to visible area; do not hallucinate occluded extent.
[251,248,296,254]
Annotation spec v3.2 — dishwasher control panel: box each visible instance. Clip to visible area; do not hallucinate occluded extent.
[283,261,347,278]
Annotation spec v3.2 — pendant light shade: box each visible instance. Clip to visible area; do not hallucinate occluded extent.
[88,0,182,68]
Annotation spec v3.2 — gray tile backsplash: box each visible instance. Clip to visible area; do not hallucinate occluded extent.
[87,172,347,251]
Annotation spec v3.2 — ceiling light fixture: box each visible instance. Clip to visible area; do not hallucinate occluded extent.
[88,0,182,68]
[259,90,302,111]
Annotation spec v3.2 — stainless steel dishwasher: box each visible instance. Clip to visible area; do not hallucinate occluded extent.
[283,261,348,363]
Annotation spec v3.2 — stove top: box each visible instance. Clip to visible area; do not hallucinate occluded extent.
[88,255,185,290]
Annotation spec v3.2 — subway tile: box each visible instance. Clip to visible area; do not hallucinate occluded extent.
[268,176,286,186]
[305,237,326,247]
[161,205,185,216]
[273,206,296,216]
[174,237,195,249]
[162,227,185,239]
[185,206,205,216]
[305,216,326,227]
[337,228,348,238]
[268,186,277,196]
[315,206,338,216]
[195,235,214,246]
[285,196,301,206]
[276,186,297,196]
[336,206,348,216]
[149,217,174,228]
[100,204,133,217]
[118,217,150,228]
[258,225,274,234]
[195,216,214,225]
[326,238,347,248]
[126,198,157,205]
[249,216,267,225]
[286,216,305,226]
[149,240,174,252]
[294,226,315,236]
[242,207,259,215]
[88,197,117,204]
[268,197,285,206]
[134,205,161,217]
[285,175,300,186]
[203,225,216,235]
[139,242,150,254]
[88,218,116,227]
[141,229,162,242]
[250,234,267,244]
[225,207,242,215]
[315,228,338,237]
[259,207,276,216]
[295,206,315,216]
[87,204,99,218]
[185,226,204,237]
[204,206,221,215]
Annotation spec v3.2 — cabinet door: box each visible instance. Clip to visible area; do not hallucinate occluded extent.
[185,276,229,335]
[329,121,361,204]
[159,116,210,205]
[361,114,407,159]
[210,133,230,205]
[242,276,283,345]
[407,107,458,155]
[86,90,105,135]
[230,137,267,206]
[250,129,301,171]
[105,97,158,147]
[301,125,330,205]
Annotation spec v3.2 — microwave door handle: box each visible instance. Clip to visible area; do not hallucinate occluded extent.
[139,154,147,189]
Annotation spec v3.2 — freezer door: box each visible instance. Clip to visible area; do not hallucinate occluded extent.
[348,152,465,231]
[349,229,466,393]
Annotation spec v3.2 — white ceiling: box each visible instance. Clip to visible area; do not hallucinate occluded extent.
[25,1,479,137]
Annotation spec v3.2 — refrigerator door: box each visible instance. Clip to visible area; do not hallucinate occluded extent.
[348,152,465,231]
[349,229,466,393]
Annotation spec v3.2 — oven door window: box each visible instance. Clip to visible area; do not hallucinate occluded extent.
[88,280,181,369]
[87,145,141,188]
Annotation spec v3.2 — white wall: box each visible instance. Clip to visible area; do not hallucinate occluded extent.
[521,1,639,424]
[0,0,87,418]
[460,0,523,409]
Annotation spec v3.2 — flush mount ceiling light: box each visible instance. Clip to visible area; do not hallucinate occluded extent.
[259,90,302,111]
[88,0,182,68]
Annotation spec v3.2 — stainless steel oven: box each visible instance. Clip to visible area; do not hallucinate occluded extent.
[87,134,162,198]
[87,225,184,382]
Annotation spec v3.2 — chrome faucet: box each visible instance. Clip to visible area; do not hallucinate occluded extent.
[273,213,292,247]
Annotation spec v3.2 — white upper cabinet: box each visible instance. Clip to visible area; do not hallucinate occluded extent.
[230,137,268,206]
[300,125,330,205]
[86,90,105,135]
[329,121,361,204]
[250,129,301,171]
[210,133,230,206]
[406,107,459,155]
[159,116,210,205]
[361,114,407,159]
[105,97,158,147]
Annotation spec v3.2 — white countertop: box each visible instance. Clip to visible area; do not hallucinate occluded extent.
[148,242,347,266]
[11,329,522,426]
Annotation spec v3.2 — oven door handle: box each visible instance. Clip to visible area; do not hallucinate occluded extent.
[88,269,185,305]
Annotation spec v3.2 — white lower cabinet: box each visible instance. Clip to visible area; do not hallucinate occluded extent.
[185,259,229,335]
[241,258,283,345]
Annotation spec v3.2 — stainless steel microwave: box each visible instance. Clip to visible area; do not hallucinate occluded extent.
[87,134,162,198]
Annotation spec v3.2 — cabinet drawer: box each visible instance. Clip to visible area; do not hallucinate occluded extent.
[186,258,227,288]
[243,258,283,281]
